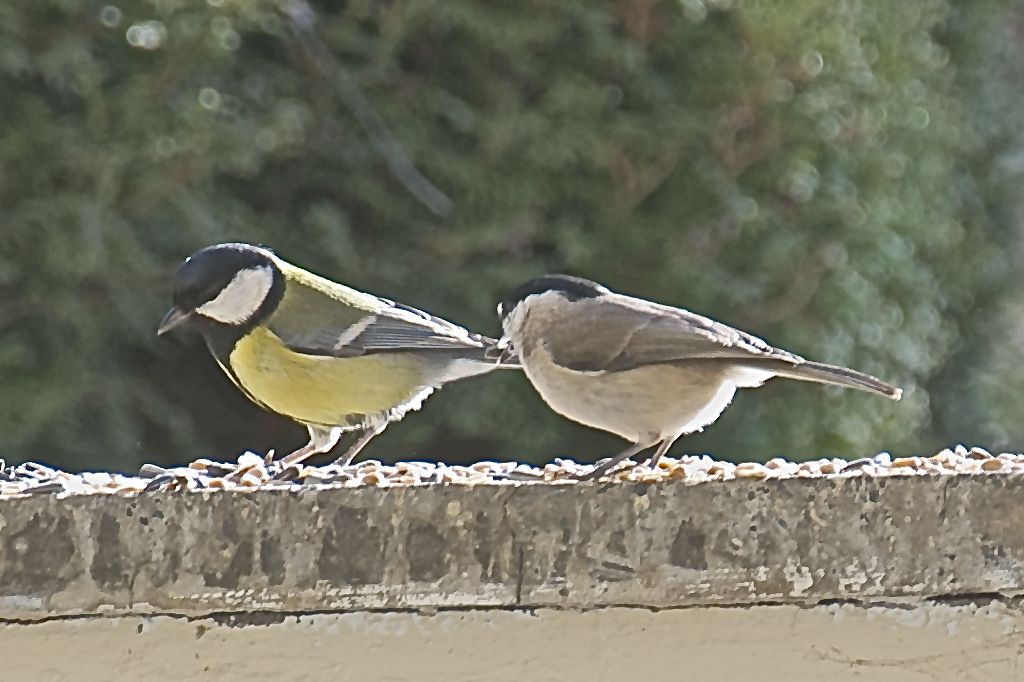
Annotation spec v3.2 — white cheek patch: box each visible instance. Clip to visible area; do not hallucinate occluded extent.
[502,291,557,342]
[501,302,526,342]
[197,266,274,325]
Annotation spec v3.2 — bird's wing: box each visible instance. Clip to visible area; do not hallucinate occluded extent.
[544,293,803,372]
[333,300,495,356]
[267,265,493,357]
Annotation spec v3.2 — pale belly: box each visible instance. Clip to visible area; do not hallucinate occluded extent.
[523,346,738,445]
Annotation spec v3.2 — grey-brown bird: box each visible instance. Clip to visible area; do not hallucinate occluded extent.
[498,275,902,480]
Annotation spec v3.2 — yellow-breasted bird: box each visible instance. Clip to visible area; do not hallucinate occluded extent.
[158,242,515,466]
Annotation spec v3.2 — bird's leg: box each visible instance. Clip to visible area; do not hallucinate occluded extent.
[279,443,315,466]
[279,426,344,466]
[642,438,677,472]
[329,424,386,467]
[279,442,326,466]
[576,441,651,482]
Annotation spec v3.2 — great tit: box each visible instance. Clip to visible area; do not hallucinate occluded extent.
[158,242,515,466]
[498,275,902,480]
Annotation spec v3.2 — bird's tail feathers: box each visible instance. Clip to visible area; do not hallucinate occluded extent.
[767,360,902,400]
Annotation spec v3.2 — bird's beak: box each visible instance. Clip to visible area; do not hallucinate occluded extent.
[157,306,193,335]
[488,336,519,366]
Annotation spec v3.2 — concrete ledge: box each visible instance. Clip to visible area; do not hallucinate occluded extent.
[2,473,1024,618]
[4,466,1024,679]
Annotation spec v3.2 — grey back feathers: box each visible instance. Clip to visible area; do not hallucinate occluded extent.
[271,295,501,361]
[169,241,512,365]
[503,274,901,399]
[557,292,805,373]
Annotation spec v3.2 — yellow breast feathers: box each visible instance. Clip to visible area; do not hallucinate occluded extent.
[226,326,428,427]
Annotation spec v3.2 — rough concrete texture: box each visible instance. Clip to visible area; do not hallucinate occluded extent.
[2,603,1022,681]
[1,473,1024,618]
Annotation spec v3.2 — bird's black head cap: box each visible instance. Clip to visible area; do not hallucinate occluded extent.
[499,274,607,319]
[171,242,279,313]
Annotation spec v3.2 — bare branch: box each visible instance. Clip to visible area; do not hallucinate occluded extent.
[280,0,453,217]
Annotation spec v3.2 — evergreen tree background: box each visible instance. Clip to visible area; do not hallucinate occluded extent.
[2,0,1023,472]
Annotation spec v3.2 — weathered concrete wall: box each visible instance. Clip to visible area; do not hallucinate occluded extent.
[2,472,1024,680]
[3,475,1024,616]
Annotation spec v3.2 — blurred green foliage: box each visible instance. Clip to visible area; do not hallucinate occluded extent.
[2,0,1023,472]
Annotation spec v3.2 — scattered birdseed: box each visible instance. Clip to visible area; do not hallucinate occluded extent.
[0,445,1021,498]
